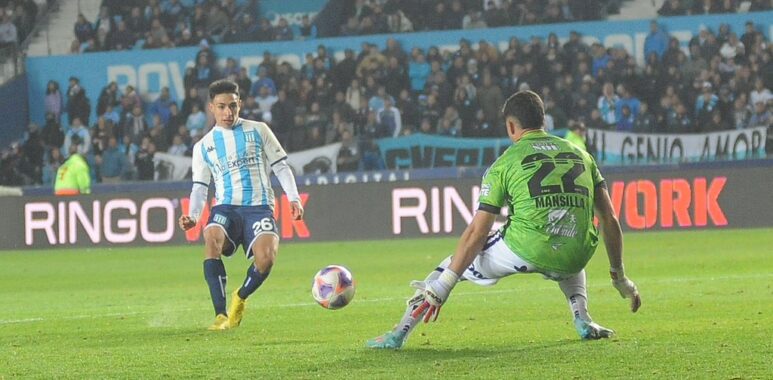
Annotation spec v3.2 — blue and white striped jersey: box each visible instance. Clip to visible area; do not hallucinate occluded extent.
[192,118,287,208]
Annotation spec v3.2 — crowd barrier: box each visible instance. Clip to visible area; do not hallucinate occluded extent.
[25,12,773,126]
[3,160,772,250]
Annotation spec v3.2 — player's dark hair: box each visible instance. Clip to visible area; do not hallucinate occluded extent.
[208,79,240,100]
[501,90,545,130]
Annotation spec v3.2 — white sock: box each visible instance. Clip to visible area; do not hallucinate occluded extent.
[393,256,452,339]
[558,270,592,321]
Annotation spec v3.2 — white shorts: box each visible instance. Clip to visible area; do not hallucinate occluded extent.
[459,231,573,285]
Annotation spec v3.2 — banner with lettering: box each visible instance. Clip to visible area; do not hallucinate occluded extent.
[376,134,510,170]
[586,126,768,165]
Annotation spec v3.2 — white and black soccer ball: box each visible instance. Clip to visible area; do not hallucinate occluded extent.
[311,265,355,310]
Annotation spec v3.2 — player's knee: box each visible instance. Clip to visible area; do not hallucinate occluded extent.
[203,228,226,255]
[252,244,277,270]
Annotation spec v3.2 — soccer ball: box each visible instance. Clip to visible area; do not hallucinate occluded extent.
[311,265,355,310]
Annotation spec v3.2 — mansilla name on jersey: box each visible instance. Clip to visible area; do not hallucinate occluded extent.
[534,194,586,209]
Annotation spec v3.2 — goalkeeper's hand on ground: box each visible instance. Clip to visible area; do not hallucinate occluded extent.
[610,266,641,313]
[409,270,460,323]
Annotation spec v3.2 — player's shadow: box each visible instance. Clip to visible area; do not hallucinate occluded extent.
[337,339,582,371]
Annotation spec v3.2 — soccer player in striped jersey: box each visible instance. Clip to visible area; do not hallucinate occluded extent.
[178,79,303,330]
[368,91,641,349]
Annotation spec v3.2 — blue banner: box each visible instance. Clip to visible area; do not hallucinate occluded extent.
[376,134,511,169]
[25,12,773,126]
[259,0,326,24]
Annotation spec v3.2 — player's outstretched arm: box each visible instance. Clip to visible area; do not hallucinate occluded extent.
[594,185,641,313]
[411,210,497,322]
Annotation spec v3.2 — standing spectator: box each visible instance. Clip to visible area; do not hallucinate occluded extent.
[62,118,91,157]
[750,77,771,106]
[135,138,156,181]
[73,14,93,44]
[100,136,125,183]
[346,79,365,112]
[125,7,145,40]
[597,82,619,127]
[44,80,64,122]
[377,97,402,137]
[250,66,277,96]
[644,21,669,61]
[336,129,360,172]
[66,77,91,126]
[123,105,148,144]
[477,74,505,126]
[633,102,657,133]
[41,112,64,150]
[666,103,693,133]
[274,18,293,41]
[97,82,119,116]
[149,87,176,126]
[436,106,462,137]
[616,105,635,131]
[298,14,317,40]
[186,103,207,137]
[255,86,278,115]
[409,50,431,93]
[120,85,142,115]
[615,84,641,121]
[695,82,719,123]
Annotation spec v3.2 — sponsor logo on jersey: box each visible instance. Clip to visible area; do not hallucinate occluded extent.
[531,142,559,151]
[480,184,491,197]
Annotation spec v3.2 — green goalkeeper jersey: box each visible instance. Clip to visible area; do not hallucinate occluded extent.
[478,130,605,275]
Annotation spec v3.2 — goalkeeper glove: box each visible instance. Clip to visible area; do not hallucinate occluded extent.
[610,266,641,313]
[409,270,460,323]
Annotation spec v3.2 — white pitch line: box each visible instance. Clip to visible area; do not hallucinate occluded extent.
[0,272,770,325]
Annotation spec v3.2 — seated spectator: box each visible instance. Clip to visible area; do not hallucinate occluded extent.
[748,101,771,128]
[336,129,360,172]
[436,106,462,137]
[298,14,317,40]
[73,14,94,43]
[274,18,293,41]
[167,135,188,156]
[100,136,125,183]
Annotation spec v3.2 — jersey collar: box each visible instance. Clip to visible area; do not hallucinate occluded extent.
[517,129,548,142]
[214,118,243,130]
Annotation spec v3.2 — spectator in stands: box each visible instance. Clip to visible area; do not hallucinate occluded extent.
[100,136,125,183]
[44,81,64,122]
[377,97,402,138]
[616,105,635,132]
[748,101,771,128]
[750,77,771,106]
[124,105,148,144]
[477,73,504,126]
[644,21,668,61]
[597,82,619,127]
[667,102,693,133]
[633,102,657,133]
[336,129,360,172]
[62,118,91,157]
[185,103,207,138]
[299,14,317,40]
[695,82,720,123]
[250,66,277,96]
[97,82,119,117]
[73,14,93,44]
[41,112,64,150]
[436,106,462,137]
[41,147,64,186]
[120,85,142,115]
[66,77,91,126]
[135,138,156,181]
[149,87,176,126]
[616,84,641,121]
[658,0,687,16]
[274,18,293,41]
[167,135,187,156]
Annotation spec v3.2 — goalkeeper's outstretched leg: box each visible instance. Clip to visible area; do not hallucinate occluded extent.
[366,257,452,349]
[558,270,615,340]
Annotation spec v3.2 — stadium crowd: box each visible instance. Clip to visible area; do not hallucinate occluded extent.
[0,5,771,187]
[0,0,40,50]
[68,0,772,54]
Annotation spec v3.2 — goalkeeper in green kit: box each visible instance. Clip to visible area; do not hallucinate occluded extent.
[368,91,641,349]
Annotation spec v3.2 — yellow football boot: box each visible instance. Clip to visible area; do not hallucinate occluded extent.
[227,290,246,328]
[208,313,230,331]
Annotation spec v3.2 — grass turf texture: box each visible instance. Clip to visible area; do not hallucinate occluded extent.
[1,229,771,379]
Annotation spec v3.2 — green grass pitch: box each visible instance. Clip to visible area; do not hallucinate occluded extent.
[1,229,771,379]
